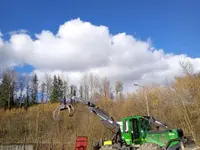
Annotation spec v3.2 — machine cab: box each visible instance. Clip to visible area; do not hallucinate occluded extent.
[121,116,148,145]
[121,116,182,148]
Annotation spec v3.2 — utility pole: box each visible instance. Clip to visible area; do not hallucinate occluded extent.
[133,83,150,116]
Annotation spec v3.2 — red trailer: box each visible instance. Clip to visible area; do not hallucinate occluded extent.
[75,136,88,150]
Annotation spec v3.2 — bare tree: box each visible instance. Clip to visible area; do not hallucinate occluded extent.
[79,84,83,99]
[101,77,112,98]
[180,60,194,75]
[24,74,31,108]
[80,73,89,101]
[44,73,52,102]
[41,82,46,103]
[93,75,101,100]
[115,80,123,100]
[18,74,26,98]
[88,73,101,101]
[63,80,69,98]
[89,73,94,101]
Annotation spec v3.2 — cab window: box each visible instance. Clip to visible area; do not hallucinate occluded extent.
[124,120,129,133]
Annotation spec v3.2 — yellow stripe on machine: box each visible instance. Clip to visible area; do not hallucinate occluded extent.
[103,140,112,145]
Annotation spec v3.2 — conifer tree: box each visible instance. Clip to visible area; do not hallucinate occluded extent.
[31,73,38,104]
[50,75,59,102]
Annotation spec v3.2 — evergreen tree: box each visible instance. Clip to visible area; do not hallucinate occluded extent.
[0,69,17,110]
[70,85,77,97]
[31,73,38,104]
[10,81,16,107]
[63,80,68,98]
[24,96,29,111]
[74,86,77,96]
[50,75,59,102]
[57,76,64,100]
[79,85,83,99]
[0,73,11,110]
[0,74,7,110]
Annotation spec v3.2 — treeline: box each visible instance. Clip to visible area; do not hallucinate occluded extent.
[0,68,124,110]
[0,69,39,110]
[0,63,200,147]
[1,72,200,148]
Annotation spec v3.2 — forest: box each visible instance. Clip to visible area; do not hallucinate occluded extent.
[0,65,200,149]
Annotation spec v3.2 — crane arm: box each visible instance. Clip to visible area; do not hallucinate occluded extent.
[83,101,119,131]
[53,97,122,143]
[78,100,122,143]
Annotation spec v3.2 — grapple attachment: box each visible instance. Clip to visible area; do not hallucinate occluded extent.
[53,103,75,120]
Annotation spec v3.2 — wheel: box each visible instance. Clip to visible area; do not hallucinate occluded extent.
[99,144,130,150]
[137,143,161,150]
[99,146,116,150]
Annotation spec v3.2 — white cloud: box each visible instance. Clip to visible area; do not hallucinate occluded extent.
[0,18,200,91]
[9,29,29,35]
[0,33,3,47]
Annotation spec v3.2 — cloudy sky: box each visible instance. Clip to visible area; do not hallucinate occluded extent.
[0,0,200,91]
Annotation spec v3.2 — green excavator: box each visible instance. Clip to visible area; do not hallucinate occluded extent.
[53,97,195,150]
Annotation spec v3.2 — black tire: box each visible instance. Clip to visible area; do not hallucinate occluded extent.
[99,145,130,150]
[138,143,161,150]
[99,146,116,150]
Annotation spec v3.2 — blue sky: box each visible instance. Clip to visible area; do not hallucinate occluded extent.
[0,0,200,89]
[1,0,199,56]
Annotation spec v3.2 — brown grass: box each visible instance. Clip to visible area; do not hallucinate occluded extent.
[0,75,200,149]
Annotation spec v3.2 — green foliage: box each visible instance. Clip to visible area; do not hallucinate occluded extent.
[50,75,59,102]
[70,85,77,97]
[57,76,64,99]
[0,72,14,110]
[24,95,30,110]
[31,73,38,104]
[1,73,200,148]
[50,75,67,102]
[0,68,200,148]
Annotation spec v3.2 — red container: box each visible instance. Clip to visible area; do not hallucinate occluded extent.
[75,136,88,150]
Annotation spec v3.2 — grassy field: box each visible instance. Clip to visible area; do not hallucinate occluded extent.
[0,102,114,149]
[0,75,200,149]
